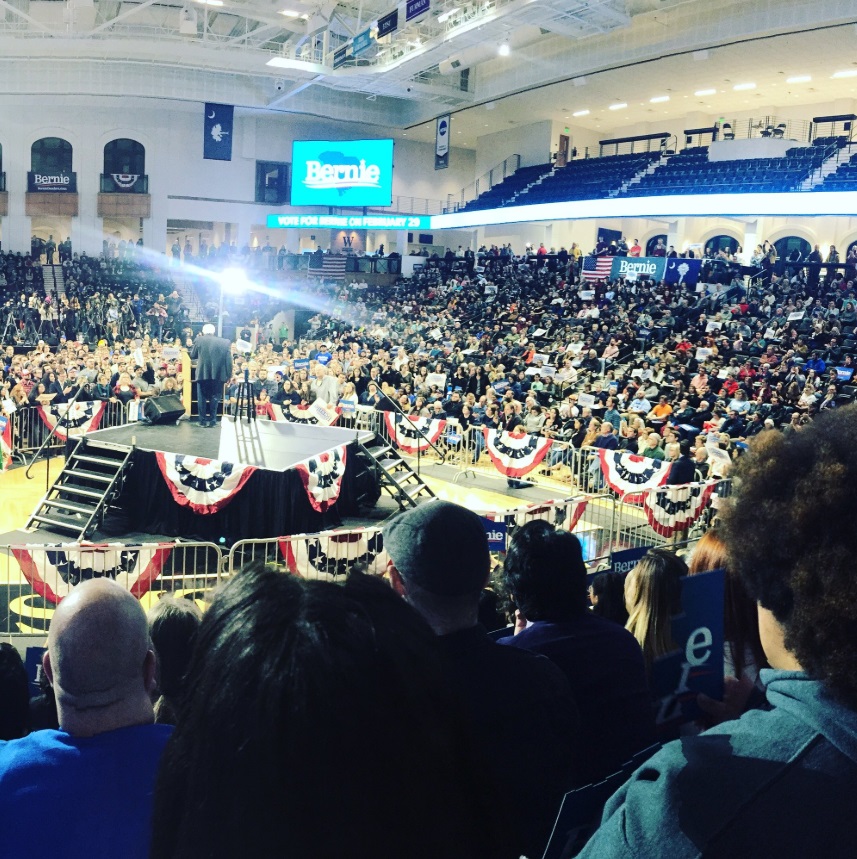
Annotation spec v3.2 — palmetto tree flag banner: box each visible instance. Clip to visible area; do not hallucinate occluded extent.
[641,482,717,538]
[482,428,553,478]
[156,452,257,514]
[37,401,105,442]
[598,449,670,500]
[294,445,348,513]
[278,528,389,581]
[384,413,446,455]
[10,542,174,605]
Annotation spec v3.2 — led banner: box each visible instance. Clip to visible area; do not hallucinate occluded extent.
[291,138,394,207]
[27,172,77,193]
[266,213,430,230]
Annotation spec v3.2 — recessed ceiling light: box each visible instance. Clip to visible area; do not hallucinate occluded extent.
[785,75,811,83]
[832,70,857,79]
[498,42,510,56]
[572,109,589,117]
[694,88,716,96]
[609,102,627,110]
[650,95,670,103]
[733,82,756,90]
[195,0,223,5]
[280,9,300,16]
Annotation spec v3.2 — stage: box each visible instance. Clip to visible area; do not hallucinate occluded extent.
[70,418,375,544]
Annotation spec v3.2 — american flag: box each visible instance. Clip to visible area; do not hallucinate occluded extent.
[581,255,612,283]
[308,253,348,280]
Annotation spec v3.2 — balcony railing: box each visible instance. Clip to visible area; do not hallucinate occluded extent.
[100,173,149,194]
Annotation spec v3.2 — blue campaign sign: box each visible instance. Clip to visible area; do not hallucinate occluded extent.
[293,358,310,371]
[352,28,373,56]
[291,138,394,208]
[650,569,725,736]
[610,545,653,575]
[664,257,702,285]
[836,366,854,382]
[610,255,666,282]
[481,517,507,552]
[406,0,430,21]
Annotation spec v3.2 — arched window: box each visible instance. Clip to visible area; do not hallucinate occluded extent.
[773,236,811,261]
[31,138,73,174]
[104,139,145,175]
[705,234,739,256]
[646,235,667,256]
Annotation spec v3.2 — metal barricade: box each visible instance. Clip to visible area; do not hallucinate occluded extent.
[0,540,225,638]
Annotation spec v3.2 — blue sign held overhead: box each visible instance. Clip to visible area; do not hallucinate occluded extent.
[481,517,507,552]
[406,0,430,22]
[293,358,310,371]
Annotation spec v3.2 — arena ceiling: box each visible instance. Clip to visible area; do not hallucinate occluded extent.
[0,0,855,135]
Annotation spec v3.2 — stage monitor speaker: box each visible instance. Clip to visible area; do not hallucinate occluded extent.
[144,395,186,425]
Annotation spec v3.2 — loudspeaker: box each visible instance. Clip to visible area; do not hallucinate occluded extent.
[144,395,186,425]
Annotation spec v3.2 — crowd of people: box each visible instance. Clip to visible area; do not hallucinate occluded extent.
[3,405,857,856]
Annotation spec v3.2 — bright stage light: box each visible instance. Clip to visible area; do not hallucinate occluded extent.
[219,267,251,295]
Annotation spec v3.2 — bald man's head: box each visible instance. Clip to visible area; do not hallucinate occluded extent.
[46,579,155,734]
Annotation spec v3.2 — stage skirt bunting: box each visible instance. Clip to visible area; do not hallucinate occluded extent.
[156,452,257,514]
[10,542,174,604]
[0,414,12,470]
[384,413,446,455]
[482,428,553,478]
[641,482,717,538]
[283,399,340,426]
[37,401,105,442]
[295,444,348,513]
[278,527,389,581]
[598,449,670,499]
[478,495,589,534]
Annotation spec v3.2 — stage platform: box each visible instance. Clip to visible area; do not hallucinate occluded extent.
[85,417,373,472]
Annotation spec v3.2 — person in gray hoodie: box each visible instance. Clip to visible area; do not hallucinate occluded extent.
[579,405,857,859]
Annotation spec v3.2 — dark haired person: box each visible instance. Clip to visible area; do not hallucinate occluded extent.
[579,406,857,858]
[384,501,580,857]
[499,520,653,783]
[0,642,29,740]
[151,565,517,859]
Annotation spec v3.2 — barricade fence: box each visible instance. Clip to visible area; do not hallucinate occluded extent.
[0,541,225,637]
[9,400,130,459]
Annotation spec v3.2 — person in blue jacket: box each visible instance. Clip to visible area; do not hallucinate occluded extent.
[579,405,857,858]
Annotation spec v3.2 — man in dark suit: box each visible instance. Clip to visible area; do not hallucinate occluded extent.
[191,323,233,427]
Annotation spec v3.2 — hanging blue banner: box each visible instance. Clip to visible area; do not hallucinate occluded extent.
[406,0,430,22]
[204,103,234,161]
[664,257,703,285]
[352,28,373,56]
[333,46,348,69]
[377,9,398,37]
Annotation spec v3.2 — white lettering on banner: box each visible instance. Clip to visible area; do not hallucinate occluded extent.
[617,259,658,276]
[270,214,426,230]
[485,530,505,541]
[655,625,714,725]
[305,159,382,190]
[685,626,713,666]
[35,174,70,185]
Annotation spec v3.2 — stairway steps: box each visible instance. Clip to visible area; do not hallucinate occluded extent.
[64,468,115,484]
[30,512,88,533]
[42,498,99,515]
[73,453,127,467]
[54,485,104,499]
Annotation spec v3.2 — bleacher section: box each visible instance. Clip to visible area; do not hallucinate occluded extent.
[460,163,553,211]
[813,148,857,191]
[516,152,662,205]
[621,139,842,197]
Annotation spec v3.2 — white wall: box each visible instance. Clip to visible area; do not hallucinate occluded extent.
[475,120,554,175]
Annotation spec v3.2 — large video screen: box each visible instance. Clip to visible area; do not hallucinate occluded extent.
[290,139,394,207]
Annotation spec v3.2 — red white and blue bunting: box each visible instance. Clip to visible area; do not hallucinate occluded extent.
[384,413,446,455]
[283,399,340,426]
[37,400,105,442]
[478,495,589,535]
[641,481,717,538]
[482,428,553,478]
[156,452,257,514]
[10,542,173,605]
[598,449,670,500]
[0,414,12,471]
[295,444,348,513]
[278,527,388,581]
